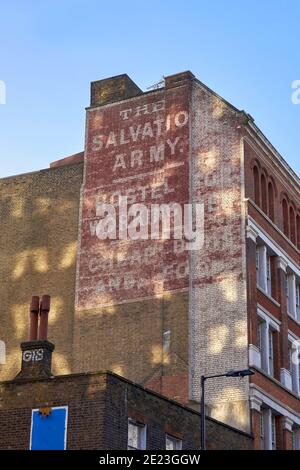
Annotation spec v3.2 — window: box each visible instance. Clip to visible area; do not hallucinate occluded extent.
[256,246,260,282]
[271,415,276,450]
[260,413,265,450]
[288,338,300,396]
[252,165,276,222]
[128,420,146,450]
[257,318,267,371]
[286,273,300,321]
[282,197,299,247]
[268,182,275,221]
[261,174,268,214]
[292,428,300,450]
[166,434,182,450]
[257,313,278,377]
[257,322,263,352]
[256,245,272,295]
[268,329,274,377]
[287,274,296,317]
[290,206,296,245]
[260,409,277,450]
[266,255,272,295]
[296,284,300,322]
[282,199,289,237]
[256,245,266,291]
[289,342,293,380]
[286,273,290,306]
[298,360,300,396]
[253,166,260,206]
[298,361,300,395]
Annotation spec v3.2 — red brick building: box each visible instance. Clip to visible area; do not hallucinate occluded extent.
[0,71,299,449]
[244,137,300,450]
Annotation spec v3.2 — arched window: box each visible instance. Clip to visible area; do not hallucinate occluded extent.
[297,214,300,250]
[261,174,268,214]
[282,199,289,236]
[253,166,260,206]
[290,206,296,245]
[268,182,275,221]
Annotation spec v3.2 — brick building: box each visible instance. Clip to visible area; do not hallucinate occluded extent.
[0,71,299,449]
[0,336,252,450]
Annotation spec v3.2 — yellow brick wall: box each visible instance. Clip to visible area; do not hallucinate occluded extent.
[73,290,189,397]
[0,163,83,381]
[0,161,189,396]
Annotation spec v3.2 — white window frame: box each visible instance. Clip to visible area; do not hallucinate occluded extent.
[256,244,272,296]
[267,254,272,296]
[261,408,276,450]
[293,428,300,450]
[288,333,300,396]
[287,273,297,318]
[257,322,263,353]
[296,284,300,322]
[127,419,147,450]
[260,412,265,450]
[256,245,268,292]
[166,434,182,450]
[268,328,274,377]
[271,414,276,450]
[257,309,279,377]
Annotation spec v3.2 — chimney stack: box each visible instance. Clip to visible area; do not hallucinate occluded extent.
[15,295,55,380]
[90,74,142,107]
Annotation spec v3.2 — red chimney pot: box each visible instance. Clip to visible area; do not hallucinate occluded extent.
[39,295,51,340]
[29,296,39,341]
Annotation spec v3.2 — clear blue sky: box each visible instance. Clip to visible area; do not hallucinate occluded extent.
[0,0,299,177]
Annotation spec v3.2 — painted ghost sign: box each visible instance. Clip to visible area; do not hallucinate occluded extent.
[77,86,191,308]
